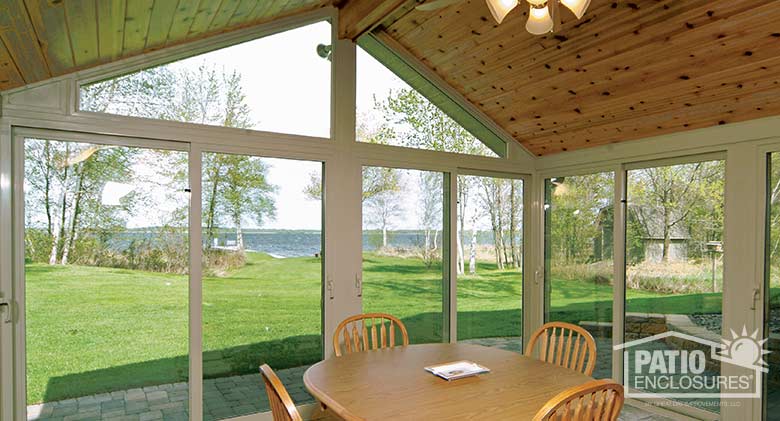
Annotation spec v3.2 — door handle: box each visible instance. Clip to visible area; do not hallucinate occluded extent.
[750,288,761,311]
[355,275,362,298]
[0,298,11,323]
[327,279,334,300]
[750,287,760,310]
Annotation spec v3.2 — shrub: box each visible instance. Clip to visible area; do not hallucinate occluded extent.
[204,248,246,277]
[551,261,613,285]
[626,261,721,294]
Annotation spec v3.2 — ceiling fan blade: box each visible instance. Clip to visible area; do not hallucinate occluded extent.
[62,146,104,167]
[415,0,465,12]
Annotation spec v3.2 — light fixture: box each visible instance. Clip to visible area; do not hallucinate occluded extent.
[525,3,554,35]
[486,0,519,25]
[484,0,590,35]
[560,0,590,19]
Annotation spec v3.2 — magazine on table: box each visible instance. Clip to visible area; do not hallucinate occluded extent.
[424,360,490,381]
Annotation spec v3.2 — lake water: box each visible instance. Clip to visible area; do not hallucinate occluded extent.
[117,230,501,258]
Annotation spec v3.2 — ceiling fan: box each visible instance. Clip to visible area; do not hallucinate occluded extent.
[415,0,590,35]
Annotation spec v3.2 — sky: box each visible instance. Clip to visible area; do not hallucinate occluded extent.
[85,21,499,231]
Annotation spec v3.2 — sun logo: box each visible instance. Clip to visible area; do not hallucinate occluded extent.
[716,327,771,373]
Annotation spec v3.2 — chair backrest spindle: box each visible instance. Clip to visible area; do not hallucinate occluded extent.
[525,322,598,376]
[333,313,409,357]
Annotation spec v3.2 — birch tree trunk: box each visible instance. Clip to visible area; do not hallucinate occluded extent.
[469,213,478,274]
[62,163,87,265]
[50,149,71,265]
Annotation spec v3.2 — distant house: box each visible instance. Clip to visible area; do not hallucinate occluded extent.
[630,205,690,263]
[594,205,690,263]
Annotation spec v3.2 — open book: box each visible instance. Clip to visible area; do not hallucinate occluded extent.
[424,360,490,381]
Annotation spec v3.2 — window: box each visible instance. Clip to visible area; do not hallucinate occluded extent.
[23,138,189,417]
[361,167,446,343]
[544,172,614,379]
[625,160,725,412]
[80,22,331,138]
[356,37,503,157]
[457,175,523,351]
[765,153,780,420]
[201,154,322,419]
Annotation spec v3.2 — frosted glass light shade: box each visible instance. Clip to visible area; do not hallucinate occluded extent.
[486,0,518,24]
[561,0,591,19]
[526,4,553,35]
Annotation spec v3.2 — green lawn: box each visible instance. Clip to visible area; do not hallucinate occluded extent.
[25,252,727,404]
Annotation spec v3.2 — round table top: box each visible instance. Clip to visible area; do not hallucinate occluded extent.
[303,343,594,421]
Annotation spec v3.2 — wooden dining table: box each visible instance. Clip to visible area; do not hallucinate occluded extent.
[303,342,595,420]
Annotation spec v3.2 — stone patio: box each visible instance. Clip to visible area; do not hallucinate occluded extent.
[27,337,710,421]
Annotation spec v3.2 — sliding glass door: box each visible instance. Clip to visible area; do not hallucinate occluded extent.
[361,167,446,344]
[201,153,322,420]
[457,175,523,352]
[22,137,190,420]
[544,172,614,379]
[625,159,725,412]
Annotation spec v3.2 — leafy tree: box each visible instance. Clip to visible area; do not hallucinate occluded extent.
[80,67,177,118]
[365,190,404,249]
[629,162,723,262]
[24,140,134,266]
[418,171,443,267]
[27,61,275,272]
[547,173,613,265]
[377,89,509,273]
[217,155,276,250]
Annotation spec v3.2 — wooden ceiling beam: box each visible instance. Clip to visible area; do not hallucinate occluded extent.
[338,0,413,40]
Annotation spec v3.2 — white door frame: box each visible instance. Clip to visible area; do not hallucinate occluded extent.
[753,139,780,421]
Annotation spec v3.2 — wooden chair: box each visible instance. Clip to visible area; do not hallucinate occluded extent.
[525,321,598,376]
[260,364,338,421]
[333,313,409,357]
[533,379,624,421]
[260,364,303,421]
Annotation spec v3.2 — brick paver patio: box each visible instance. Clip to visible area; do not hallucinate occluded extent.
[27,337,697,420]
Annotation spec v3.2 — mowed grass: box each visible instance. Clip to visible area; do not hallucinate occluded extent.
[26,252,727,404]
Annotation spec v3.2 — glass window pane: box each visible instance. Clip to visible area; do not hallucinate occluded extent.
[80,22,331,138]
[356,47,499,157]
[766,153,780,419]
[626,160,725,412]
[361,167,445,343]
[544,172,614,379]
[457,176,523,353]
[201,154,322,420]
[23,139,189,419]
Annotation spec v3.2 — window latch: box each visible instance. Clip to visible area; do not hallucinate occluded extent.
[355,275,362,298]
[0,298,11,323]
[327,280,334,300]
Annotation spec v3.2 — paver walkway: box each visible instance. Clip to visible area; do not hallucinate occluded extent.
[27,337,710,421]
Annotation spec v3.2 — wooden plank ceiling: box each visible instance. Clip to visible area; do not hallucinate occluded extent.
[0,0,328,91]
[378,0,780,155]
